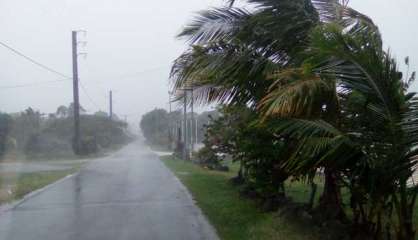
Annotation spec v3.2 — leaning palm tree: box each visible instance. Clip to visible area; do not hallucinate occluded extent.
[171,0,380,218]
[260,18,417,239]
[173,0,418,238]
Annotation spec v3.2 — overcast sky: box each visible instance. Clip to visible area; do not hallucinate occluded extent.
[0,0,417,124]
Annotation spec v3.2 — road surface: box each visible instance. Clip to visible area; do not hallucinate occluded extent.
[0,140,218,240]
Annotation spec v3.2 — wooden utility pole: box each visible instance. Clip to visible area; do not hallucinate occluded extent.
[183,91,188,160]
[195,117,198,145]
[168,91,173,149]
[109,90,113,120]
[190,88,195,152]
[72,31,81,154]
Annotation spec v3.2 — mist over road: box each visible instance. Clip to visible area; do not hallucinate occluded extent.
[0,140,218,240]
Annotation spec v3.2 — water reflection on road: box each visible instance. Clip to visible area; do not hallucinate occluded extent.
[0,140,219,240]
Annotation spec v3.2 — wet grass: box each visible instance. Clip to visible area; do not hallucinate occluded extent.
[162,156,418,239]
[161,156,321,240]
[0,166,81,204]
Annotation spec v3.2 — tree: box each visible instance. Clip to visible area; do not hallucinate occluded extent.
[56,105,68,118]
[0,113,12,158]
[140,109,170,147]
[94,111,108,118]
[171,0,339,213]
[171,0,417,238]
[68,103,86,116]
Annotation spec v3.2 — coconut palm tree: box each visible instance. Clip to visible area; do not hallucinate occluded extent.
[172,0,417,238]
[172,0,374,216]
[261,19,417,239]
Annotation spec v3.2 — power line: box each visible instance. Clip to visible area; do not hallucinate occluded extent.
[0,39,103,112]
[0,40,71,79]
[0,66,167,90]
[0,79,68,90]
[79,80,102,110]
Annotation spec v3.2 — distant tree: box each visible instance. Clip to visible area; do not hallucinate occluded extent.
[68,103,86,116]
[94,111,108,118]
[140,109,169,147]
[0,113,12,158]
[196,110,220,142]
[56,105,68,118]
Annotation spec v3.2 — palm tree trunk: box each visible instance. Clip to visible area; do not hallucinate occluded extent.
[318,168,346,220]
[316,91,346,219]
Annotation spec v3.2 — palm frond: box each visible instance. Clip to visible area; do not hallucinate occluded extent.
[272,118,359,173]
[170,42,278,106]
[308,23,401,123]
[178,7,251,45]
[259,67,335,118]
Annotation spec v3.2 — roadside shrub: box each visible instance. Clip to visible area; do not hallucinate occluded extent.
[25,133,73,158]
[195,146,220,166]
[78,136,98,155]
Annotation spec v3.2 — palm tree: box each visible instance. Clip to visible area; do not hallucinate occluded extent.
[261,19,417,240]
[171,0,325,203]
[172,0,417,238]
[172,0,373,217]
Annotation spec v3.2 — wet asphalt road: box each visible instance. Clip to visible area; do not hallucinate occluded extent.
[0,140,218,240]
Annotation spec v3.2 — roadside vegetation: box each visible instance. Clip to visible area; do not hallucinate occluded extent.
[164,0,418,239]
[161,155,322,240]
[0,104,132,205]
[163,154,418,240]
[0,167,81,204]
[0,103,132,161]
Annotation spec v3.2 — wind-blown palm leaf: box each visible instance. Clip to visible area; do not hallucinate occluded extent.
[273,118,342,139]
[259,67,335,118]
[307,23,401,124]
[312,0,381,46]
[179,0,320,62]
[271,118,359,173]
[178,7,252,44]
[402,96,418,148]
[171,42,278,106]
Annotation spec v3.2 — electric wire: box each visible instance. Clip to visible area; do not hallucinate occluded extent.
[0,40,71,79]
[0,40,103,110]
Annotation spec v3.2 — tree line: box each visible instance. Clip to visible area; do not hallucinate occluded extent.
[0,103,131,160]
[170,0,417,239]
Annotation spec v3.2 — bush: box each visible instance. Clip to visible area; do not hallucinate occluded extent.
[25,133,73,158]
[195,146,228,171]
[79,136,98,155]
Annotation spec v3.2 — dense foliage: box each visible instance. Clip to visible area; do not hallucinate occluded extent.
[171,0,418,239]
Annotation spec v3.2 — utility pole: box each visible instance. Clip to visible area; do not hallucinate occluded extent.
[190,88,194,153]
[168,91,173,150]
[109,90,113,120]
[183,91,188,160]
[195,117,198,146]
[72,31,81,154]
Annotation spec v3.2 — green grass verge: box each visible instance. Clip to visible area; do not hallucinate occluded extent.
[162,157,418,239]
[0,166,81,204]
[161,156,320,240]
